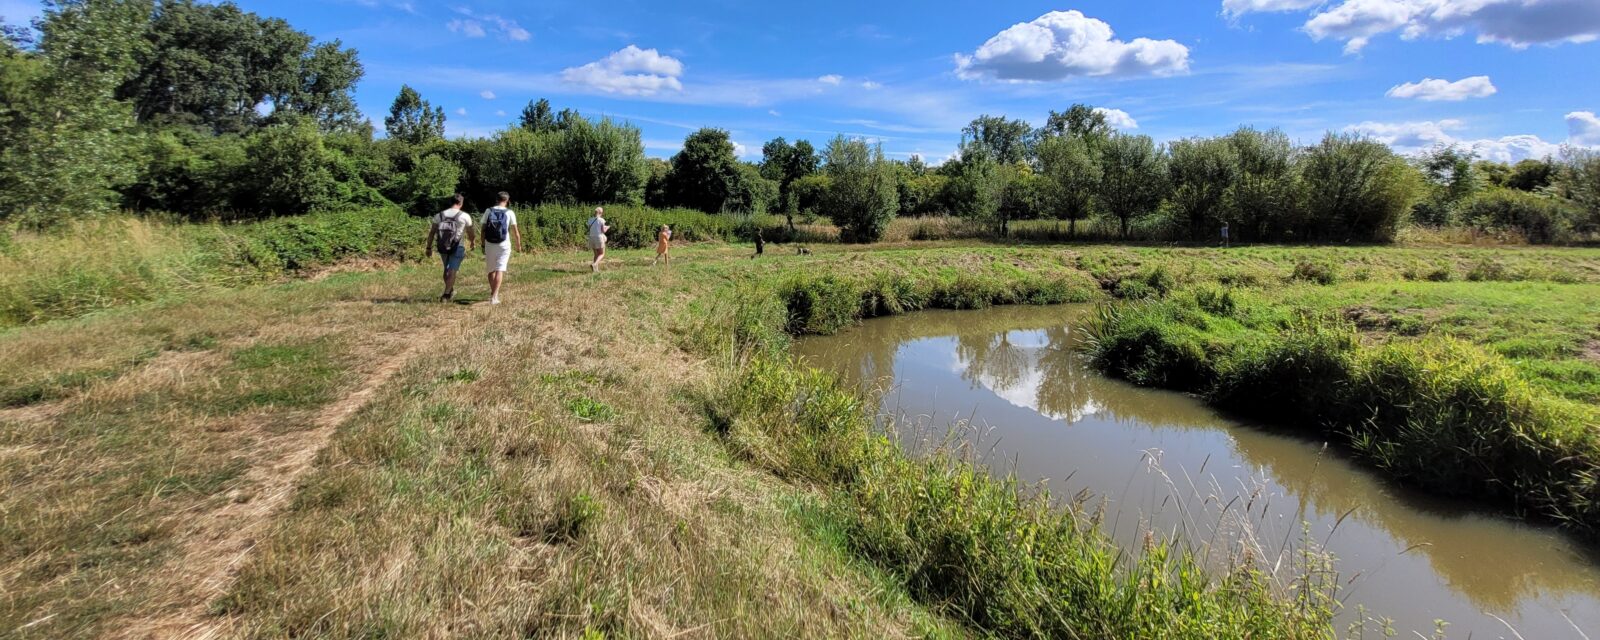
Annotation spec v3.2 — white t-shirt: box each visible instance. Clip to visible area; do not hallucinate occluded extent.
[587,216,607,240]
[481,207,519,247]
[432,209,473,247]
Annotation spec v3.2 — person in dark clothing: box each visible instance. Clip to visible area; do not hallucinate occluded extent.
[751,228,765,259]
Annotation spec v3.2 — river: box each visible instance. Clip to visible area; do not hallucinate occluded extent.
[793,305,1600,639]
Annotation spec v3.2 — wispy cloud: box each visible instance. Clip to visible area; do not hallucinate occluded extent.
[448,6,531,41]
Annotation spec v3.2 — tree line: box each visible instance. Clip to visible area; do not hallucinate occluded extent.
[3,1,1597,244]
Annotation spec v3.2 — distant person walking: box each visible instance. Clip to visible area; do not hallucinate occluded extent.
[587,207,610,272]
[654,224,672,266]
[481,192,523,305]
[751,228,765,259]
[426,194,475,302]
[1220,222,1231,248]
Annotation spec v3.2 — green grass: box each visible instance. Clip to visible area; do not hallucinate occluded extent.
[4,239,1600,638]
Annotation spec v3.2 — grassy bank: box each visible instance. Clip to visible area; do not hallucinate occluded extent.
[1083,284,1600,534]
[0,208,422,326]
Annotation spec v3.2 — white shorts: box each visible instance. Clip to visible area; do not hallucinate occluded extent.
[588,235,607,251]
[485,243,511,273]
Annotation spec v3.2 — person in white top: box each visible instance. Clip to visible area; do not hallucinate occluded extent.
[587,206,610,273]
[425,194,475,302]
[480,191,523,305]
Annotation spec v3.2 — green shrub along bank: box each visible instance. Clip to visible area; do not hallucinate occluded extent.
[1084,292,1600,535]
[0,208,421,327]
[688,271,1337,638]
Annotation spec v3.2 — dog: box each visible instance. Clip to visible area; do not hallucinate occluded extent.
[795,247,812,255]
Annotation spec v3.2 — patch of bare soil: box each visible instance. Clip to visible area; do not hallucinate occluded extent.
[301,257,403,283]
[1583,340,1600,365]
[116,338,425,639]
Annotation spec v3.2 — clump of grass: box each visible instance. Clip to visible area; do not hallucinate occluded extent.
[1290,260,1339,285]
[1466,258,1513,282]
[441,368,480,383]
[544,492,603,544]
[566,396,617,422]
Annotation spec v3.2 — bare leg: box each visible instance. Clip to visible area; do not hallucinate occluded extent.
[488,271,504,302]
[592,248,606,272]
[442,269,457,299]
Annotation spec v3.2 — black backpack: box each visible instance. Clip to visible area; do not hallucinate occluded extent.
[435,211,464,254]
[482,207,509,244]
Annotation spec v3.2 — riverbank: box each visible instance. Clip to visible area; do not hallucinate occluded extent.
[3,244,1598,637]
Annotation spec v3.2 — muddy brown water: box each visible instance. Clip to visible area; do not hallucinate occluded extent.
[793,305,1600,639]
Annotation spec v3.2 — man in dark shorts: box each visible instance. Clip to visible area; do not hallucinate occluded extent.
[426,194,477,301]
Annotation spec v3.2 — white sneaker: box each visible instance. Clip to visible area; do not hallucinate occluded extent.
[491,296,501,305]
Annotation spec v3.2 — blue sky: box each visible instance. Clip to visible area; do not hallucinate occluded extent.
[4,0,1598,163]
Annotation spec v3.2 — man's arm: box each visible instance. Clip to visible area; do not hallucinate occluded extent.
[425,224,436,257]
[511,224,524,252]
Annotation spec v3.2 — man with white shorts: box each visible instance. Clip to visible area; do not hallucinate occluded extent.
[480,192,523,305]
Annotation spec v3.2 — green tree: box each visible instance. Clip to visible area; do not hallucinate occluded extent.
[241,117,338,214]
[116,1,361,134]
[384,84,445,145]
[1096,134,1168,238]
[1507,158,1557,192]
[1040,104,1112,140]
[946,144,1005,230]
[760,136,819,229]
[554,116,646,204]
[962,115,1034,165]
[1412,145,1479,226]
[1222,127,1299,242]
[1555,148,1600,232]
[1167,136,1239,239]
[790,174,831,215]
[642,157,671,208]
[1299,133,1421,242]
[822,136,898,242]
[666,128,743,213]
[384,153,459,216]
[519,98,555,132]
[480,127,557,206]
[0,0,151,225]
[1036,134,1100,236]
[729,163,779,214]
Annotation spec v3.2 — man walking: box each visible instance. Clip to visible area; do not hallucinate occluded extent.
[425,194,475,302]
[481,192,523,305]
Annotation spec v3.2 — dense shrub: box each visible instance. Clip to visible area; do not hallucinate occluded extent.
[1458,189,1577,244]
[821,137,898,243]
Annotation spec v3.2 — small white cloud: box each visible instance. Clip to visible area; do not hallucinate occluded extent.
[733,142,750,157]
[495,109,507,117]
[450,7,530,41]
[955,10,1190,81]
[1569,111,1600,146]
[861,80,882,90]
[1222,0,1321,17]
[480,90,497,100]
[818,74,843,85]
[1093,107,1139,129]
[447,19,487,38]
[768,109,782,117]
[455,107,468,116]
[1386,76,1496,101]
[561,45,685,96]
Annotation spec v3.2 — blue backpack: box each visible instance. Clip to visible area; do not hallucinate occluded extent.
[482,207,509,243]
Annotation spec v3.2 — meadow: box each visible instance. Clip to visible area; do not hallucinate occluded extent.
[3,226,1599,638]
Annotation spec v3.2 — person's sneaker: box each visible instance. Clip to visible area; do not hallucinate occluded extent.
[590,263,598,273]
[491,296,501,305]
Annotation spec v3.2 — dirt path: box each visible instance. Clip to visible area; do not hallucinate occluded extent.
[117,336,429,640]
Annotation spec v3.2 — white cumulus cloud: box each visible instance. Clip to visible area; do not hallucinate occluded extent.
[1256,0,1600,53]
[1344,115,1600,162]
[1386,75,1496,101]
[447,19,487,38]
[480,90,497,100]
[561,45,685,96]
[955,10,1190,81]
[861,80,882,90]
[1093,107,1139,129]
[1568,111,1600,145]
[455,107,468,116]
[818,74,843,85]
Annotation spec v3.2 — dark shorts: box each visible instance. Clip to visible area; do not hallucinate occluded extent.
[440,244,466,271]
